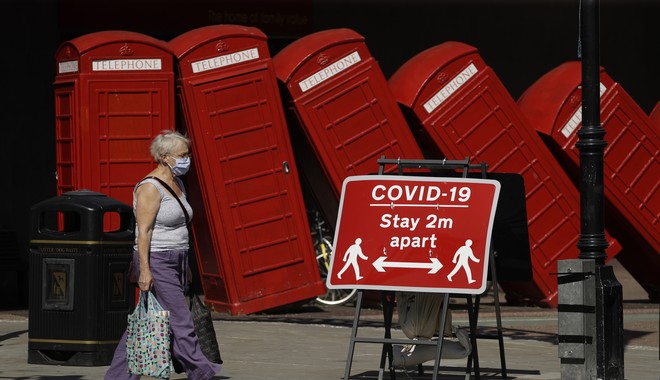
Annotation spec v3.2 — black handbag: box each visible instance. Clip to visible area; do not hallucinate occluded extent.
[172,292,223,374]
[190,293,223,364]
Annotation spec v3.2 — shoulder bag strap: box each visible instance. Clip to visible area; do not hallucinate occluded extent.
[143,176,190,224]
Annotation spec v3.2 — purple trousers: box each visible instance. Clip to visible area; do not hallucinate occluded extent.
[105,250,221,380]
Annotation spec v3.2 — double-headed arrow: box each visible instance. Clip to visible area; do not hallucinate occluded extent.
[372,256,443,274]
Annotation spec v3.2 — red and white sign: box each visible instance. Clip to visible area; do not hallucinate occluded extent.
[327,175,500,294]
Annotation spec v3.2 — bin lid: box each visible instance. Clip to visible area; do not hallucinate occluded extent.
[62,189,107,197]
[31,190,131,212]
[30,189,134,241]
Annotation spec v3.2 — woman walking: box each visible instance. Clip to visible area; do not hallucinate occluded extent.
[105,130,220,379]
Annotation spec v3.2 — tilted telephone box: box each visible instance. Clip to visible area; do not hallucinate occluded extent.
[388,41,622,307]
[54,31,175,207]
[169,25,324,315]
[518,62,659,301]
[273,28,424,227]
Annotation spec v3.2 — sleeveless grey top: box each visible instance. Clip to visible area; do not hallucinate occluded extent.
[133,177,193,252]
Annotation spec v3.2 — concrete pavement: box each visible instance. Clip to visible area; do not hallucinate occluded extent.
[0,302,657,379]
[0,259,658,379]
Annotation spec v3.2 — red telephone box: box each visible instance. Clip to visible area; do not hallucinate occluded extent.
[54,31,175,206]
[169,25,325,315]
[388,42,622,307]
[518,61,660,300]
[273,28,424,215]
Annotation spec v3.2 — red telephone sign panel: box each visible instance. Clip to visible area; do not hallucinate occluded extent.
[327,175,500,294]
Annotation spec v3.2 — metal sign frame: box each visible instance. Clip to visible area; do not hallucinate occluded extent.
[342,157,507,380]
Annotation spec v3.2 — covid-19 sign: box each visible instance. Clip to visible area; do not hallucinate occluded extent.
[327,175,500,294]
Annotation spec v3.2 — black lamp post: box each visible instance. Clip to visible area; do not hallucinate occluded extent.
[576,0,623,378]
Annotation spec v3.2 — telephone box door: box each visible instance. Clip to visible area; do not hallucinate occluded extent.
[170,25,324,315]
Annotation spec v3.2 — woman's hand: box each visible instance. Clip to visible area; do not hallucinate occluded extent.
[138,268,154,291]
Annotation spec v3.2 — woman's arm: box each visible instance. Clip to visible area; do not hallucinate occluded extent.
[135,182,161,291]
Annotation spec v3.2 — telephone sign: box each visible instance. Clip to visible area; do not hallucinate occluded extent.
[327,175,500,294]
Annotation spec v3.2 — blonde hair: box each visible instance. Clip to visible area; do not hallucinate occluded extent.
[150,130,191,163]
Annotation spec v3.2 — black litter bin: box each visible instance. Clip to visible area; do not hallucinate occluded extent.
[28,190,135,366]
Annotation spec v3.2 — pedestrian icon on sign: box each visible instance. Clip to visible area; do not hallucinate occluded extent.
[337,238,368,280]
[447,239,480,284]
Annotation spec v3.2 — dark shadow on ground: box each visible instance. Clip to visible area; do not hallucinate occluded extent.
[0,329,27,343]
[350,365,541,379]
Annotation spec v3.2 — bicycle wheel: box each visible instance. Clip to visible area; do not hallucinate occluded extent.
[314,236,357,306]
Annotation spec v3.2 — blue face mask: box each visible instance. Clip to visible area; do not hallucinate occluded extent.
[168,157,191,176]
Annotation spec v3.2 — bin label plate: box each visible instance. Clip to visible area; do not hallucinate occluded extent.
[42,258,75,311]
[327,175,500,294]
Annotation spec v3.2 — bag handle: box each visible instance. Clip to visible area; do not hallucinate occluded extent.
[138,290,165,314]
[142,176,190,224]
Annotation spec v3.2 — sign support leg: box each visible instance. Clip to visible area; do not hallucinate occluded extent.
[344,290,364,380]
[490,249,508,378]
[430,294,450,380]
[463,294,480,379]
[463,248,508,379]
[378,291,396,380]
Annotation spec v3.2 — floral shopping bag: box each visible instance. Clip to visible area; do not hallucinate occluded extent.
[126,291,173,379]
